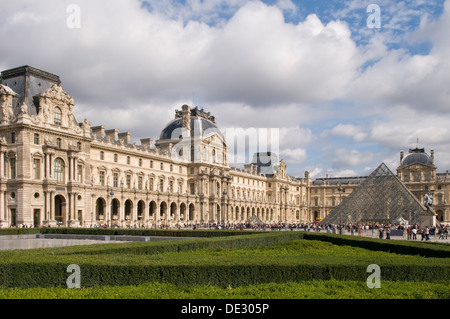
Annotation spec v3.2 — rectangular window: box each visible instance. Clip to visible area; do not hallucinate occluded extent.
[54,159,65,183]
[159,179,164,192]
[113,173,118,188]
[10,158,16,179]
[190,183,195,195]
[138,176,143,190]
[169,180,173,193]
[149,178,154,191]
[33,159,40,180]
[99,171,105,186]
[34,134,40,145]
[126,174,131,188]
[77,165,83,183]
[178,182,182,193]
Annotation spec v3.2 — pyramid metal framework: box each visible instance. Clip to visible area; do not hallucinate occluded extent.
[322,163,427,225]
[248,214,264,226]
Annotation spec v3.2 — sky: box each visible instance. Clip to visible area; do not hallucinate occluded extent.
[1,0,449,179]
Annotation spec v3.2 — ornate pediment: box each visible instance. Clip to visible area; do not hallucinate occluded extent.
[37,84,74,108]
[0,84,19,96]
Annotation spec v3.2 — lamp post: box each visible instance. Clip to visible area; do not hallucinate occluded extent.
[109,188,114,228]
[338,184,345,234]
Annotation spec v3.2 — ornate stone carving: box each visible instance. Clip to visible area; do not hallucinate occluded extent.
[38,84,75,107]
[0,85,18,125]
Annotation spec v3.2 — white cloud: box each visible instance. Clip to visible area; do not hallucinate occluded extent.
[1,0,450,177]
[280,147,307,165]
[332,149,374,169]
[331,124,368,142]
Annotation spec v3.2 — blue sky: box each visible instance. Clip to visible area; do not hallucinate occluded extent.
[1,0,449,178]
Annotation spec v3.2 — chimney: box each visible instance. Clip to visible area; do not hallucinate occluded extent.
[430,149,434,164]
[140,138,153,149]
[118,132,131,145]
[181,104,191,132]
[400,150,404,163]
[105,129,118,142]
[91,126,105,139]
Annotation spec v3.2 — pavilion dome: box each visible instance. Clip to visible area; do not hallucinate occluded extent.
[400,148,434,167]
[159,116,223,141]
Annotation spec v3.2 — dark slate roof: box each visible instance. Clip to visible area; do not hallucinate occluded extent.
[312,176,367,186]
[250,152,278,176]
[159,116,224,141]
[0,65,61,116]
[400,148,434,167]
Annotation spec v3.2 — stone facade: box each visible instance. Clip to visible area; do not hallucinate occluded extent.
[0,66,448,228]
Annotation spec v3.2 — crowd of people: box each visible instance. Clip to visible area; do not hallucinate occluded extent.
[7,221,449,241]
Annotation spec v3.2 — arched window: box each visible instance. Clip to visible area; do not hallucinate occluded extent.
[54,107,62,125]
[54,158,65,183]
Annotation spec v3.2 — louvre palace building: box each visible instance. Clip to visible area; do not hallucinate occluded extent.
[0,66,449,228]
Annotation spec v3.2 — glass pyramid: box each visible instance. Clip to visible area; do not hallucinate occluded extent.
[322,163,426,225]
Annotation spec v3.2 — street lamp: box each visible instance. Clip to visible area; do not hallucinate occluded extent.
[109,188,114,228]
[338,184,345,234]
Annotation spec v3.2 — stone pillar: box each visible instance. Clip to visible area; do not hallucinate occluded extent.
[0,152,4,178]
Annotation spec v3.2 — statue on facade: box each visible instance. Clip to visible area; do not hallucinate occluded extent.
[424,191,433,211]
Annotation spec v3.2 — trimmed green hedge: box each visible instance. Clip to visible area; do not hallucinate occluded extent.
[1,230,449,289]
[32,231,306,256]
[1,258,448,289]
[0,228,41,236]
[2,281,449,299]
[302,233,450,258]
[1,232,449,289]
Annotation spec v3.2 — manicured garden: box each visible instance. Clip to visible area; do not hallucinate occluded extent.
[0,229,449,299]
